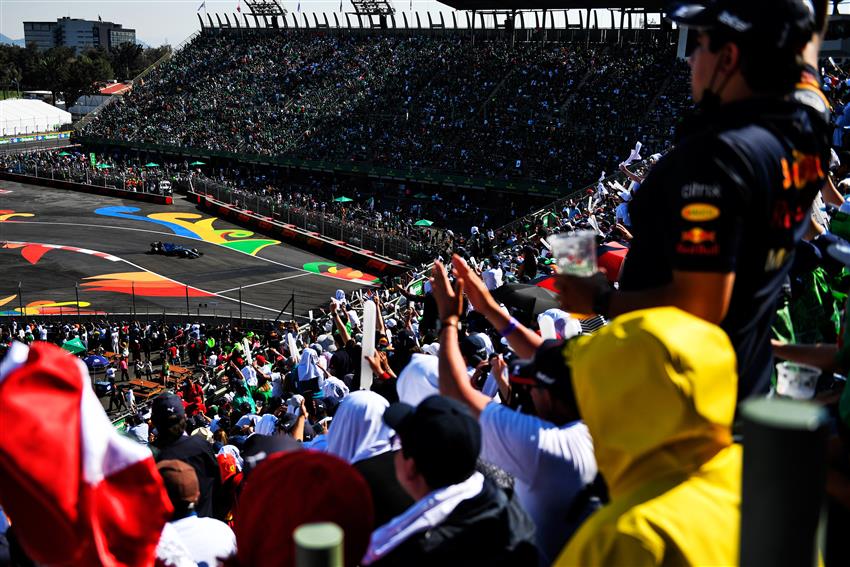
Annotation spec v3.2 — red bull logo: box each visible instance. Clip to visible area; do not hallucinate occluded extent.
[680,228,716,245]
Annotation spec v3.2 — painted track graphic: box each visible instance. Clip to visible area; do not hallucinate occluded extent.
[0,181,378,320]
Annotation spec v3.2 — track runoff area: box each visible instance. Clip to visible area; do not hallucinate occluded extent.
[0,180,378,323]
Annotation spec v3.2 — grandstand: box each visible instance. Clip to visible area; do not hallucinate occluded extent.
[79,8,690,207]
[4,2,849,567]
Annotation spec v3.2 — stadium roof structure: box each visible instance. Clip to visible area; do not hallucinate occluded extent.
[99,83,132,96]
[439,1,667,10]
[244,0,286,16]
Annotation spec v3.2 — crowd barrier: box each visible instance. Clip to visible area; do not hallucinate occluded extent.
[187,177,430,263]
[0,171,173,205]
[190,191,411,277]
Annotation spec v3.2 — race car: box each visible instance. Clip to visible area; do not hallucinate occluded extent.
[149,241,203,259]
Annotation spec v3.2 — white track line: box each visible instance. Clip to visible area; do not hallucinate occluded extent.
[2,239,311,320]
[5,220,311,273]
[214,272,313,294]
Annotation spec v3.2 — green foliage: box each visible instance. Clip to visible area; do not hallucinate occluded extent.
[0,42,172,107]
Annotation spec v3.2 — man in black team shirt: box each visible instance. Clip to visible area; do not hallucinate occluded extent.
[557,0,831,400]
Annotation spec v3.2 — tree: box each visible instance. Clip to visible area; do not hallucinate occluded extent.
[36,46,73,105]
[138,45,172,76]
[64,51,113,109]
[109,42,144,82]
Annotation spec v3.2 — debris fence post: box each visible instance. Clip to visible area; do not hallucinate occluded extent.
[294,523,343,567]
[739,399,829,567]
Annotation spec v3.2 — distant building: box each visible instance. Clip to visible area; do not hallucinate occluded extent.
[23,17,136,53]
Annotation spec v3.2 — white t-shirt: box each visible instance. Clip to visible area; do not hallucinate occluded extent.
[480,403,597,566]
[160,516,236,567]
[235,413,262,429]
[615,201,632,227]
[482,267,503,291]
[128,423,149,446]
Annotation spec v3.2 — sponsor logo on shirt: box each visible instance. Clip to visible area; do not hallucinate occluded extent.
[677,228,719,256]
[771,200,808,229]
[681,203,721,222]
[681,183,722,200]
[680,228,716,245]
[781,150,825,191]
[765,248,791,271]
[676,242,720,256]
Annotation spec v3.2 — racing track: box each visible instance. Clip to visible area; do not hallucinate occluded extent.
[0,181,379,321]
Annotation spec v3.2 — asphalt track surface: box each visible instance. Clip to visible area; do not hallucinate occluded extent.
[0,181,375,321]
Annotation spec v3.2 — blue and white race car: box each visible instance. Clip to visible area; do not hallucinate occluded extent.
[149,241,203,259]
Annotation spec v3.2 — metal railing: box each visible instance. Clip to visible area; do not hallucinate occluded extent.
[188,177,432,263]
[496,169,635,236]
[2,160,175,196]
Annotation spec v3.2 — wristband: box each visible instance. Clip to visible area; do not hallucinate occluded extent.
[437,318,460,333]
[592,287,613,319]
[499,317,518,338]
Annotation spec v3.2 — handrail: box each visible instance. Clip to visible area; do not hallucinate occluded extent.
[73,31,198,133]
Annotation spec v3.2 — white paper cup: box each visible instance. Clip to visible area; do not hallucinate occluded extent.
[775,362,820,400]
[550,231,598,277]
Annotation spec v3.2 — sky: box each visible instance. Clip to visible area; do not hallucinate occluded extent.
[0,0,471,46]
[5,1,846,48]
[0,0,674,47]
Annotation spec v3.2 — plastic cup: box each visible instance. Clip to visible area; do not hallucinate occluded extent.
[775,362,821,400]
[549,231,598,277]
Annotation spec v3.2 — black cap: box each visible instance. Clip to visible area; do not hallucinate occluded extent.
[151,393,185,427]
[394,329,417,349]
[241,433,301,475]
[668,0,814,51]
[509,339,570,389]
[460,334,488,366]
[384,396,481,489]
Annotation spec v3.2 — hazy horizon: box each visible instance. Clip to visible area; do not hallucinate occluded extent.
[0,0,461,47]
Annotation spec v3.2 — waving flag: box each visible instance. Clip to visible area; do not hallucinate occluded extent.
[620,141,643,167]
[197,1,206,11]
[0,342,172,566]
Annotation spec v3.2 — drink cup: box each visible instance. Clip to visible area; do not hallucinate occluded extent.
[775,361,820,400]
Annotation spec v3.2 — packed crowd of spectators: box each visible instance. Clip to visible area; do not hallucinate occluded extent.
[0,150,177,195]
[84,31,690,189]
[9,8,850,566]
[4,145,638,263]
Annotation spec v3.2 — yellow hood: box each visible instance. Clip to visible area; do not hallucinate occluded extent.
[566,307,738,499]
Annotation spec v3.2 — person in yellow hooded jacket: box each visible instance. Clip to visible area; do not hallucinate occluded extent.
[556,306,741,567]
